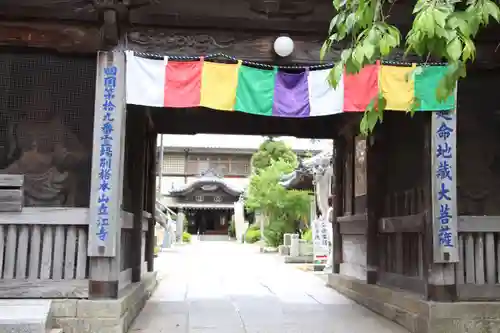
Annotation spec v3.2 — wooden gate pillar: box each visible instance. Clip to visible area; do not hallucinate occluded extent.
[87,50,127,299]
[129,110,147,283]
[365,130,385,284]
[332,138,345,274]
[146,129,157,272]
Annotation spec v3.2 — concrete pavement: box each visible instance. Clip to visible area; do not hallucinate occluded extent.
[129,241,408,333]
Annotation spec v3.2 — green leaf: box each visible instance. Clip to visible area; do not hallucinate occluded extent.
[345,58,359,74]
[341,48,353,62]
[485,0,500,21]
[379,36,391,56]
[413,0,427,14]
[407,98,421,116]
[461,36,476,61]
[387,25,402,45]
[328,15,339,33]
[345,13,357,31]
[446,37,462,61]
[433,9,448,28]
[362,41,376,60]
[367,28,380,44]
[328,62,344,88]
[416,10,436,37]
[352,47,365,67]
[320,40,330,61]
[456,17,471,37]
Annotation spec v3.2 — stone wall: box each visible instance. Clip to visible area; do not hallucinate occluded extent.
[340,235,367,281]
[328,273,500,333]
[51,272,157,333]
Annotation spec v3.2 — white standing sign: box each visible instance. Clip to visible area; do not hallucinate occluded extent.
[312,217,330,263]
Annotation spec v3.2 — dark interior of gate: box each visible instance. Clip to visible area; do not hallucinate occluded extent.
[2,0,500,328]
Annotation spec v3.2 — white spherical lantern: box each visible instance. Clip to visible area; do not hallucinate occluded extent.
[273,36,294,57]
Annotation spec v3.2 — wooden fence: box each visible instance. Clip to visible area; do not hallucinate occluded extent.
[377,187,426,295]
[455,216,500,300]
[119,211,149,290]
[0,208,150,298]
[376,198,500,300]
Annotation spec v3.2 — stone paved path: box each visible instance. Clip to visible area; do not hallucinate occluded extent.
[129,241,408,333]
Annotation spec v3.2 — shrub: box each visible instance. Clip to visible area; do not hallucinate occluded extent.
[154,246,160,257]
[302,229,312,243]
[248,223,260,231]
[182,232,192,243]
[263,224,283,247]
[228,217,236,238]
[245,229,261,243]
[263,220,295,247]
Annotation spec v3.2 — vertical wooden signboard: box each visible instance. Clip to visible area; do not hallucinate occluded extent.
[431,107,459,263]
[88,51,127,257]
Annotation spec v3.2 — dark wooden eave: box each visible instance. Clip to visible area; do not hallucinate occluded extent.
[1,0,500,67]
[126,28,332,64]
[280,170,314,191]
[144,106,348,138]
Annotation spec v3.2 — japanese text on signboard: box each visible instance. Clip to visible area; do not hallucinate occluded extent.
[97,65,118,242]
[435,111,454,249]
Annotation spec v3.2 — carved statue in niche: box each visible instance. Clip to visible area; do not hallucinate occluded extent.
[1,106,87,207]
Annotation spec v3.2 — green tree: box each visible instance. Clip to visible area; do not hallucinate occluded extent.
[245,158,310,247]
[322,0,500,134]
[251,138,298,171]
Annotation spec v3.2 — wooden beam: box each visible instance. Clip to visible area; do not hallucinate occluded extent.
[128,0,332,33]
[0,207,88,225]
[458,216,500,233]
[148,106,340,139]
[332,138,345,274]
[344,136,354,215]
[366,132,385,284]
[0,21,100,53]
[337,213,368,224]
[146,131,157,272]
[0,0,97,21]
[0,279,88,298]
[457,284,500,301]
[0,175,23,187]
[129,110,147,282]
[126,28,338,64]
[121,210,151,230]
[338,221,367,235]
[378,212,427,233]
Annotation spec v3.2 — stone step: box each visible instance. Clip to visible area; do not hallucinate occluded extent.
[0,300,52,333]
[48,329,63,333]
[199,235,232,241]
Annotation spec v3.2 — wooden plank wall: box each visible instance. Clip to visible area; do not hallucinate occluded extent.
[119,211,150,290]
[0,175,24,212]
[377,188,426,294]
[0,208,89,298]
[0,208,150,298]
[455,216,500,300]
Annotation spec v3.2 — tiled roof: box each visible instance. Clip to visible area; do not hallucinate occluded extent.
[158,134,332,152]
